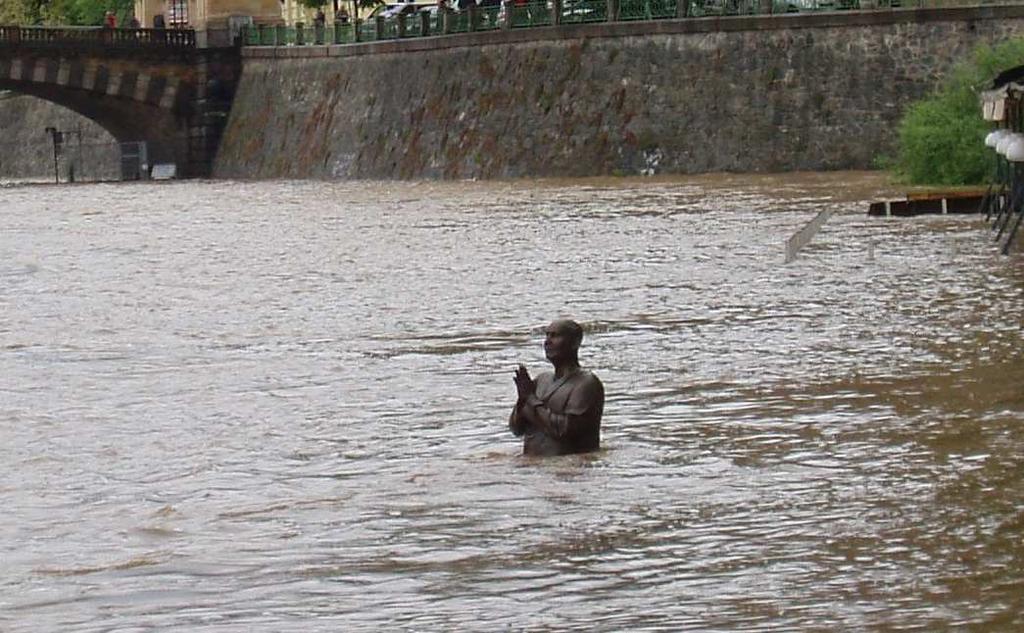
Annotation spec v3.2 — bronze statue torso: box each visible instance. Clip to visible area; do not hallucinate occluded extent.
[520,369,603,456]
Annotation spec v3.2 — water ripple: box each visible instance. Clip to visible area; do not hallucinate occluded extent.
[1,173,1022,631]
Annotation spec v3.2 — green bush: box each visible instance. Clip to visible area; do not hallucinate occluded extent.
[0,0,135,26]
[891,39,1024,186]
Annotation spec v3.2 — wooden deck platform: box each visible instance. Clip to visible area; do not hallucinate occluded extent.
[867,189,987,217]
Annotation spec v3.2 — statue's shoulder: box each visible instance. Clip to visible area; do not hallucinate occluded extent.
[570,370,603,398]
[577,369,602,386]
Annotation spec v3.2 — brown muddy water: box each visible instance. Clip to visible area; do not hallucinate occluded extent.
[1,172,1022,631]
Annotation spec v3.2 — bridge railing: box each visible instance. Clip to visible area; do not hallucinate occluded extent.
[0,26,196,50]
[240,0,1019,47]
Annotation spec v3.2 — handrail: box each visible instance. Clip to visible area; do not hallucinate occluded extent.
[239,0,1024,47]
[0,26,196,50]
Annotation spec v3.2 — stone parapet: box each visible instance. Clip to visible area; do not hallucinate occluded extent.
[241,6,1024,58]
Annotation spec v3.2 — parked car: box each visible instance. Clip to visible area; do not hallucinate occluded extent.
[369,1,433,19]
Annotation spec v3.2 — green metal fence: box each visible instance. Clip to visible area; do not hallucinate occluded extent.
[509,2,555,27]
[619,0,680,19]
[241,0,1012,48]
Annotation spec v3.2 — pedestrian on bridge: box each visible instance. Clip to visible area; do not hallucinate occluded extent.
[457,0,476,29]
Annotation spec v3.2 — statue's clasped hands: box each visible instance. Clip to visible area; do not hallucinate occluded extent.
[513,364,535,403]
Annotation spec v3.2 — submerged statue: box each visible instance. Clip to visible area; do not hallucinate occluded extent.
[509,319,605,456]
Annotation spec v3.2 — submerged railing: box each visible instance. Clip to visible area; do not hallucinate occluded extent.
[241,0,1010,47]
[0,26,196,50]
[980,140,1024,255]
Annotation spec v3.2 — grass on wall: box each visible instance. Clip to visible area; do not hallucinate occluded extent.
[889,38,1024,186]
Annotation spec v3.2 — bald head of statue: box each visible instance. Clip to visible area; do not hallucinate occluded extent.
[543,319,584,365]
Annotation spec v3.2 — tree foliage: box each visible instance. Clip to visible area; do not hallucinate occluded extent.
[0,0,42,24]
[0,0,135,26]
[891,39,1024,185]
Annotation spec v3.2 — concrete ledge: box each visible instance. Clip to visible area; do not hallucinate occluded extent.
[243,5,1024,58]
[246,47,277,58]
[277,45,331,57]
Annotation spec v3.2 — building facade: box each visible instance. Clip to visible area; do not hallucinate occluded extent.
[281,0,365,25]
[133,0,284,31]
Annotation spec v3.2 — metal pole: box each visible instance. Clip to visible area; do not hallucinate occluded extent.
[45,127,59,184]
[990,158,1003,221]
[1002,192,1024,254]
[991,158,1009,229]
[996,164,1021,242]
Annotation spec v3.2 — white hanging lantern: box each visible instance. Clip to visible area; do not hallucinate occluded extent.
[987,129,1011,149]
[997,132,1018,155]
[1006,136,1024,162]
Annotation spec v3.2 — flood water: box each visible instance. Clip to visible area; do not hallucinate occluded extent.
[2,173,1022,631]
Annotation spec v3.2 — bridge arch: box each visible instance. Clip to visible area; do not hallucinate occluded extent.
[0,28,239,178]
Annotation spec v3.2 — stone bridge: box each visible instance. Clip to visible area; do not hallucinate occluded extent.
[0,27,240,178]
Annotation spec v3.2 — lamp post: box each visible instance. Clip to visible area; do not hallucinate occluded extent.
[44,126,62,184]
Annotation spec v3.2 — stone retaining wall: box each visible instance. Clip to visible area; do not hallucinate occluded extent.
[215,7,1024,179]
[0,93,116,181]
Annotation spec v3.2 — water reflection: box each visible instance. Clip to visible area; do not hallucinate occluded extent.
[1,173,1021,631]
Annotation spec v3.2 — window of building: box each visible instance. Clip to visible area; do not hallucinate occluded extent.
[168,0,189,26]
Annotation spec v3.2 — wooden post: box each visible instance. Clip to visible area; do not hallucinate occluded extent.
[354,19,362,41]
[275,24,286,45]
[468,5,478,31]
[443,8,453,33]
[607,0,620,21]
[420,10,431,35]
[552,0,562,24]
[397,13,407,37]
[375,15,385,39]
[295,22,305,45]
